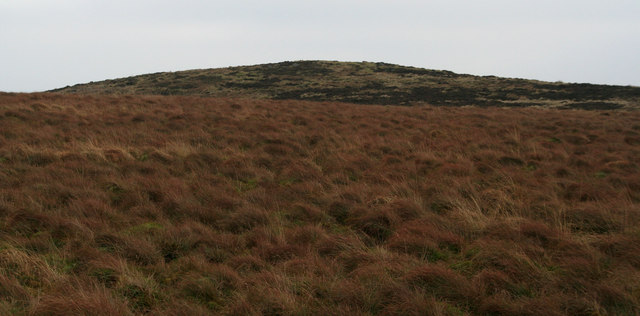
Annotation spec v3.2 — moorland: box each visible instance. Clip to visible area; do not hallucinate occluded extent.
[1,61,639,315]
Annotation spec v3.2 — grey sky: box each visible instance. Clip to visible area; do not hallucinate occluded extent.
[1,0,639,92]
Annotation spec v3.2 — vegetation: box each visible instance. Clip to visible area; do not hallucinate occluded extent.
[1,91,639,315]
[50,61,640,110]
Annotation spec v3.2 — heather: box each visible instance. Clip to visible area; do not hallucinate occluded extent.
[51,61,640,110]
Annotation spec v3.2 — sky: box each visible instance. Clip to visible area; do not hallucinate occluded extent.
[1,0,639,92]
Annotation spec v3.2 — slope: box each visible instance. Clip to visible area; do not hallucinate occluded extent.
[50,61,640,110]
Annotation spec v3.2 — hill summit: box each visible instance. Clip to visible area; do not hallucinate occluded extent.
[51,60,640,110]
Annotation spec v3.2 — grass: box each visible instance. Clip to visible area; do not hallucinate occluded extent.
[0,91,639,314]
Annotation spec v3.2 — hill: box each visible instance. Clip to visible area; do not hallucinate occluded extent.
[50,61,640,110]
[1,92,639,314]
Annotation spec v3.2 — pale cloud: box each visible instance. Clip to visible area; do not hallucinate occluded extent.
[1,0,639,91]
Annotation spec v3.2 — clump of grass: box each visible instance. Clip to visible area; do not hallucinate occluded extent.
[30,282,132,316]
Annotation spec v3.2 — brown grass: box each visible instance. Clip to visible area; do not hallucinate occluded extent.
[0,91,639,314]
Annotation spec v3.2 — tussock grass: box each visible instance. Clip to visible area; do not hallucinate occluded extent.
[0,91,639,314]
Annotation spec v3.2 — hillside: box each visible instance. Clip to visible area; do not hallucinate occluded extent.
[50,61,640,110]
[1,92,640,315]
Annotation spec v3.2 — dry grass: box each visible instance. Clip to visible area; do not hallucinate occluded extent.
[0,92,639,314]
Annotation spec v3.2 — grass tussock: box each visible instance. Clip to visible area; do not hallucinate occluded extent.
[0,92,639,314]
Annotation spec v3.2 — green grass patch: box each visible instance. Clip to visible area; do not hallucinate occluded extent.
[235,178,258,193]
[278,178,297,186]
[594,171,608,178]
[128,222,164,233]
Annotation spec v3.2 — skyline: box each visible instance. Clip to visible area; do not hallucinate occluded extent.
[1,0,639,92]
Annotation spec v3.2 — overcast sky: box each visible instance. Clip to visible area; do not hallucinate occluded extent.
[1,0,639,92]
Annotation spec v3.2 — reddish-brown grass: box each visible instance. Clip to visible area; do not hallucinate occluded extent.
[0,91,639,314]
